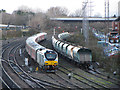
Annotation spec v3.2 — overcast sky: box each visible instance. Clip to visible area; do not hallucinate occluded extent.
[0,0,120,17]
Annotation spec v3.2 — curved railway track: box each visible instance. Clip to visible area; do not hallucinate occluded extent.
[14,43,67,89]
[1,37,70,89]
[0,60,14,90]
[1,60,21,89]
[40,33,120,89]
[1,39,27,89]
[2,38,48,89]
[55,32,120,89]
[2,38,32,89]
[1,33,120,89]
[15,37,82,89]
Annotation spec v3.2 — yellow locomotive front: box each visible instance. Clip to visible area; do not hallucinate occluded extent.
[44,50,58,71]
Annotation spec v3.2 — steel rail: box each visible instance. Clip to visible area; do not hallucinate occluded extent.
[15,44,66,89]
[1,60,21,89]
[59,65,110,89]
[7,43,47,89]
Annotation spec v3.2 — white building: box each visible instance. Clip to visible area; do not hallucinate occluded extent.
[118,1,120,16]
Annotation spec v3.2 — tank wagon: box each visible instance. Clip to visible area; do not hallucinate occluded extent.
[52,32,92,68]
[26,33,58,71]
[58,32,70,40]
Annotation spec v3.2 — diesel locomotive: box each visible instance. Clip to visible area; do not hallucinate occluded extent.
[26,33,58,71]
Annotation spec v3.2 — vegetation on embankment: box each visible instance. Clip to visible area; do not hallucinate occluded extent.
[1,29,40,40]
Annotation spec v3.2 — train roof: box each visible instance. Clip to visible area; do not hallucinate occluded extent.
[53,35,91,52]
[57,32,92,51]
[72,46,89,53]
[58,32,71,40]
[26,32,47,50]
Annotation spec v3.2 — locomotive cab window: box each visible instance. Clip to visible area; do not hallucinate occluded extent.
[45,51,57,60]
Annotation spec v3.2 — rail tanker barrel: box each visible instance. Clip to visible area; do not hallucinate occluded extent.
[67,45,74,59]
[59,42,64,51]
[72,47,80,62]
[56,41,61,50]
[63,43,69,54]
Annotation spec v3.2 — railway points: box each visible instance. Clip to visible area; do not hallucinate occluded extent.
[59,65,119,89]
[1,32,120,89]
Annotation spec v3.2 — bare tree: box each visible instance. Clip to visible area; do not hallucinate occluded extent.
[2,12,11,24]
[11,6,35,25]
[17,5,33,13]
[46,6,69,18]
[74,9,82,17]
[30,12,50,31]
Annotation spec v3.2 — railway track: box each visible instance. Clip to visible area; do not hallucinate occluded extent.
[59,65,120,89]
[46,72,83,89]
[56,32,120,89]
[2,39,28,89]
[2,39,47,89]
[87,68,120,87]
[15,38,81,89]
[39,36,102,89]
[2,34,119,89]
[58,55,120,89]
[0,75,11,89]
[0,60,15,90]
[58,66,103,89]
[2,39,32,88]
[39,34,120,89]
[18,38,94,89]
[2,38,67,89]
[14,43,67,89]
[1,60,21,89]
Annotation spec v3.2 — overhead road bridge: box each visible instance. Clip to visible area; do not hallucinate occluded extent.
[50,17,117,22]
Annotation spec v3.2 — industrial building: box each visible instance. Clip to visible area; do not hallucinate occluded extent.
[109,17,120,44]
